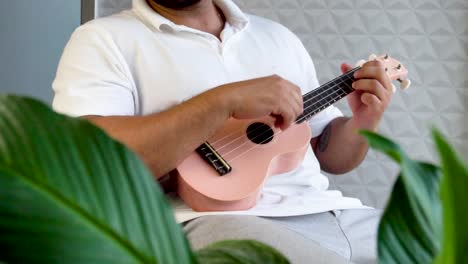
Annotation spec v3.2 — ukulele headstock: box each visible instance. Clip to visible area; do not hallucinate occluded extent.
[356,54,411,92]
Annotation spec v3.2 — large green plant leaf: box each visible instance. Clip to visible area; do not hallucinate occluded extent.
[433,130,468,264]
[197,240,289,264]
[0,95,195,263]
[0,95,289,264]
[360,131,442,264]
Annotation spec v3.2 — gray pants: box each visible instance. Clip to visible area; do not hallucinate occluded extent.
[184,209,382,264]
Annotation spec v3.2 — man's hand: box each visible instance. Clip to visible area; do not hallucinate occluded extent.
[312,61,393,174]
[341,60,393,131]
[216,75,303,130]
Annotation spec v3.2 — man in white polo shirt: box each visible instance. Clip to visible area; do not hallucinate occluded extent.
[53,0,394,263]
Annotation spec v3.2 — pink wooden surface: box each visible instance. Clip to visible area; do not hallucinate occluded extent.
[177,118,311,211]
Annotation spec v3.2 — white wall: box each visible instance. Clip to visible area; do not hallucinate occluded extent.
[0,0,81,104]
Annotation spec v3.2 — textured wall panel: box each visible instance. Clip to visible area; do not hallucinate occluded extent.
[94,0,130,18]
[95,0,468,208]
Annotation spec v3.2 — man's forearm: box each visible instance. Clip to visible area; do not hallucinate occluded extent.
[84,75,304,179]
[312,117,369,174]
[86,89,231,179]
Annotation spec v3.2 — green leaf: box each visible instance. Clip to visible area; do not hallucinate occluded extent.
[196,240,289,264]
[0,95,195,264]
[360,131,442,264]
[359,131,406,163]
[433,129,468,264]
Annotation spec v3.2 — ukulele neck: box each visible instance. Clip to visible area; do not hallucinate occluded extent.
[296,67,358,123]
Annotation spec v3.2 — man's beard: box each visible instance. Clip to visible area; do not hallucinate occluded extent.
[148,0,202,10]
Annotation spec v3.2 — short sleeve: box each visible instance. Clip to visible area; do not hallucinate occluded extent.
[288,31,343,138]
[307,106,343,137]
[52,24,137,117]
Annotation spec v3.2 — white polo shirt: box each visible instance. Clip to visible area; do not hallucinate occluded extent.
[53,0,365,222]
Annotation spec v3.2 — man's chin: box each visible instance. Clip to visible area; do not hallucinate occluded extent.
[148,0,202,10]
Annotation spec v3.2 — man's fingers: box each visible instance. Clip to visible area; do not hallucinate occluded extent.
[354,64,392,91]
[361,93,382,110]
[282,83,303,128]
[341,63,354,74]
[291,88,304,117]
[278,111,294,130]
[352,79,389,102]
[277,98,302,130]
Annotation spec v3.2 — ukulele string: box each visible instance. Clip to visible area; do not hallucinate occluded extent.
[211,67,359,154]
[223,74,356,162]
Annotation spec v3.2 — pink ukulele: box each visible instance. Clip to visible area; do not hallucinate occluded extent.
[174,54,411,212]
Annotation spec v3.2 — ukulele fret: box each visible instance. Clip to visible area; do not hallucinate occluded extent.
[297,68,357,123]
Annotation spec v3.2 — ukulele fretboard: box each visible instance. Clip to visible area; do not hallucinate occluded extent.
[296,67,358,123]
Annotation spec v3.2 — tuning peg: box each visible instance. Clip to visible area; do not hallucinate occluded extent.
[398,79,411,90]
[355,60,366,67]
[391,84,397,93]
[369,54,377,61]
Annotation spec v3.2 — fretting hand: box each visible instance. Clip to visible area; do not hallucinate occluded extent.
[341,60,393,131]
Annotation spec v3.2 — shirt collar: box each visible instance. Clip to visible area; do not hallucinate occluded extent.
[132,0,249,33]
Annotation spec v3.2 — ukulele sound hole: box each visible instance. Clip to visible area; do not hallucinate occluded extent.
[246,122,274,145]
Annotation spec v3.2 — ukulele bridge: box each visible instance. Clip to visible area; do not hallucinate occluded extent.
[196,142,232,176]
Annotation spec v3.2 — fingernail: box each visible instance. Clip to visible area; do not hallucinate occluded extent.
[352,82,356,89]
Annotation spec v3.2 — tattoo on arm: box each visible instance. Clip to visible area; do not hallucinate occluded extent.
[317,123,332,152]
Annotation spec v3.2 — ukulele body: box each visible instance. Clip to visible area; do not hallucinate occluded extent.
[175,117,311,212]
